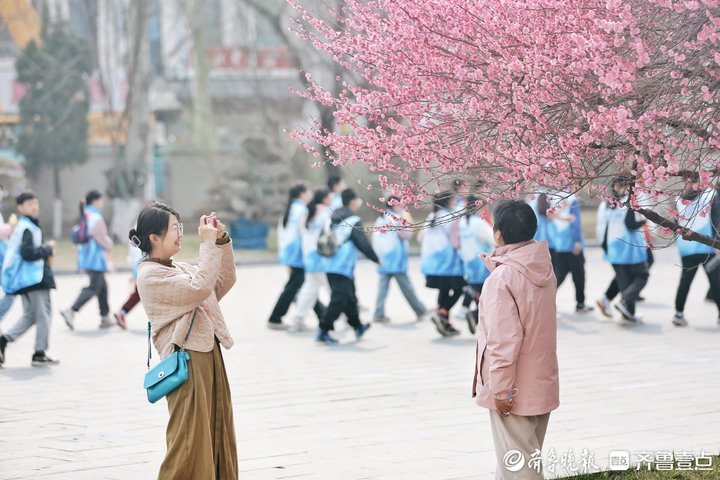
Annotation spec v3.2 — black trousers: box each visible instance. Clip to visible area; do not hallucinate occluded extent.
[72,270,109,316]
[612,263,649,315]
[269,267,325,323]
[553,251,586,305]
[439,287,463,312]
[605,248,653,301]
[462,283,484,308]
[320,274,362,332]
[675,254,720,313]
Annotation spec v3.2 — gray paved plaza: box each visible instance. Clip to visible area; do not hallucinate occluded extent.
[1,247,719,479]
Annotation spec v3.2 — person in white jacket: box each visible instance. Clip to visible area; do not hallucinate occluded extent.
[292,188,333,330]
[372,196,428,323]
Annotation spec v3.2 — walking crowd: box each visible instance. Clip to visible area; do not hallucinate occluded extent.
[268,174,720,344]
[0,172,717,480]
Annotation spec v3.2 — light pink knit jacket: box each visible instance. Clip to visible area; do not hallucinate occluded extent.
[137,240,236,359]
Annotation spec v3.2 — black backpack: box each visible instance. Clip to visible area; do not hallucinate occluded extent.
[317,220,339,257]
[70,213,90,245]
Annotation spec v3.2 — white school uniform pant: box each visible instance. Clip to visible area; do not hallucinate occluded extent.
[488,410,550,480]
[294,271,330,320]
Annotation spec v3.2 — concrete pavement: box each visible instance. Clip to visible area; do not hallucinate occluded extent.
[1,246,719,479]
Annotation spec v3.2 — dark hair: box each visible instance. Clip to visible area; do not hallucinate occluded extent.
[282,183,308,228]
[493,200,537,245]
[611,176,630,187]
[86,190,102,205]
[536,193,550,218]
[465,195,478,223]
[328,175,343,191]
[307,188,330,227]
[129,202,181,254]
[681,170,700,183]
[16,191,36,205]
[451,179,466,192]
[430,191,453,227]
[341,188,357,207]
[387,195,401,207]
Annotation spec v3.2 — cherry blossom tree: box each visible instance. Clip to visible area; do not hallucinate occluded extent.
[289,0,720,247]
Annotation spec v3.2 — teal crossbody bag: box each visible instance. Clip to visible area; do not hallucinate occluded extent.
[143,309,197,404]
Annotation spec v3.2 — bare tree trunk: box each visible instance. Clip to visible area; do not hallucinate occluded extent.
[181,0,219,183]
[124,0,153,194]
[111,0,155,239]
[245,0,345,183]
[319,104,340,180]
[52,161,62,239]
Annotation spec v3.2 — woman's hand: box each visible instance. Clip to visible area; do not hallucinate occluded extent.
[198,216,218,243]
[210,212,226,239]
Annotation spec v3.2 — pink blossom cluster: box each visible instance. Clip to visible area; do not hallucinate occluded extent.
[288,0,720,222]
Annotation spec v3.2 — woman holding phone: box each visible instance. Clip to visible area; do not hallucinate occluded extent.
[133,203,238,479]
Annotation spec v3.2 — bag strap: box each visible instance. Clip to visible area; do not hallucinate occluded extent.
[180,309,198,351]
[146,308,198,369]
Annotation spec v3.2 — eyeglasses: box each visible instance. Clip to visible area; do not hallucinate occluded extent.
[174,223,184,236]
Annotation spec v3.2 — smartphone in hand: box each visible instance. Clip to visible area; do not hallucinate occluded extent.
[205,214,218,227]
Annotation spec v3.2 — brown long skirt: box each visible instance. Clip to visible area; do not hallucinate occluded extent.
[158,343,238,480]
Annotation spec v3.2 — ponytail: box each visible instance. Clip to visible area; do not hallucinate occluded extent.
[306,188,330,227]
[282,183,308,228]
[430,192,452,228]
[465,195,478,224]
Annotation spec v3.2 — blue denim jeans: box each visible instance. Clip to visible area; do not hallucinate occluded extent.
[374,273,427,318]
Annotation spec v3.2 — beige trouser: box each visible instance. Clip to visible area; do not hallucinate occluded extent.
[158,343,238,480]
[489,410,551,480]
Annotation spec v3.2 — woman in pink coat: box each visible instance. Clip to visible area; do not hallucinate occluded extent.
[472,200,559,480]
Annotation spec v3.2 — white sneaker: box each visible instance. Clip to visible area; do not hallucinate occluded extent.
[453,306,468,319]
[60,309,75,330]
[614,301,641,324]
[595,296,613,318]
[416,310,431,322]
[267,321,289,331]
[672,312,688,327]
[292,317,307,331]
[99,315,114,329]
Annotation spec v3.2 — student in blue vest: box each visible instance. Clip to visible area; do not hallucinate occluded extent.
[550,193,594,313]
[61,190,114,329]
[595,177,653,318]
[596,177,649,323]
[450,179,471,321]
[672,172,720,327]
[268,183,325,330]
[292,188,332,331]
[316,188,379,344]
[372,195,428,323]
[458,195,494,333]
[527,191,557,258]
[327,175,347,212]
[420,192,465,337]
[0,184,17,323]
[0,191,58,366]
